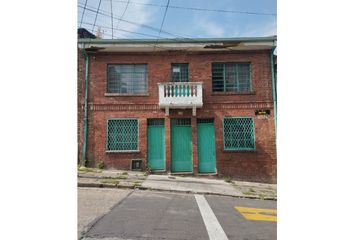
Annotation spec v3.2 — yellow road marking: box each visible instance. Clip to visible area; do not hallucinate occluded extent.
[234,206,277,222]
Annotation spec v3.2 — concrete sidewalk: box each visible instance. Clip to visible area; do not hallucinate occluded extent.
[142,175,276,200]
[78,168,276,200]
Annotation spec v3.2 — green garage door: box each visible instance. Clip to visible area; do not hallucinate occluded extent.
[147,119,165,171]
[197,119,216,173]
[171,118,192,172]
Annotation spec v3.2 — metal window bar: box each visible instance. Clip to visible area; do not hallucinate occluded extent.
[212,63,251,92]
[147,119,165,126]
[223,117,255,150]
[197,118,214,124]
[171,63,189,82]
[107,64,148,94]
[171,118,191,126]
[107,119,139,151]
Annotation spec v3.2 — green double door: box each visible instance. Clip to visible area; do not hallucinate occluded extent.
[171,118,192,172]
[147,119,165,171]
[197,119,216,173]
[150,118,215,173]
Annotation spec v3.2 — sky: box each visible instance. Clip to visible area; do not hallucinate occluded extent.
[78,0,277,39]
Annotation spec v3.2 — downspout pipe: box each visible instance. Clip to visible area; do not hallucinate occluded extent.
[270,46,277,142]
[81,46,90,166]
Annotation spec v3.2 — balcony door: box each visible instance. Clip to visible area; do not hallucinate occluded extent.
[171,63,189,96]
[171,63,189,82]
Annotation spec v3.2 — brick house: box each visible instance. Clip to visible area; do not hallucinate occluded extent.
[78,36,277,183]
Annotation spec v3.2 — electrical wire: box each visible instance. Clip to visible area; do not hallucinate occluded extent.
[110,0,114,38]
[103,0,276,16]
[116,0,131,37]
[80,21,165,39]
[154,0,171,51]
[78,3,192,40]
[78,2,275,44]
[79,21,172,50]
[92,0,103,33]
[157,0,170,37]
[79,0,88,28]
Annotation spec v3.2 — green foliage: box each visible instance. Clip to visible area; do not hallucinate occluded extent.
[100,179,120,185]
[78,166,102,173]
[97,161,105,169]
[117,175,128,179]
[144,167,151,176]
[223,175,232,183]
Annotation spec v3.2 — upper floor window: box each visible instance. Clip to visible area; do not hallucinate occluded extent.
[107,64,148,94]
[171,63,189,82]
[212,63,251,93]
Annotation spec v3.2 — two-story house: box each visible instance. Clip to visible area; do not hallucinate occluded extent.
[77,36,277,183]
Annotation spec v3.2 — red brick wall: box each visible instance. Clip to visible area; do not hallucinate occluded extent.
[87,51,273,104]
[78,50,277,183]
[77,50,85,164]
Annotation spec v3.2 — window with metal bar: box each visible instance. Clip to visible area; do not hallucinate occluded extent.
[171,63,189,82]
[171,118,191,126]
[197,118,214,124]
[107,64,148,94]
[223,117,255,150]
[107,119,139,151]
[212,63,251,92]
[147,119,164,126]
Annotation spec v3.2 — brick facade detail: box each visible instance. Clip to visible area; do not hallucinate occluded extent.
[78,50,277,183]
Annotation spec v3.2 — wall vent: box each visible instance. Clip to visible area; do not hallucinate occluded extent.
[131,159,143,171]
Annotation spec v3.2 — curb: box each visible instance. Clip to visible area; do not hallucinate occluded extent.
[78,182,277,201]
[78,182,141,189]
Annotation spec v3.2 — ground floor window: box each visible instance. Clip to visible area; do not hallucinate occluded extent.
[223,117,255,150]
[106,119,139,151]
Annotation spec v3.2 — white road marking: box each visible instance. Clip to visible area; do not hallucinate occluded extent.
[194,194,229,240]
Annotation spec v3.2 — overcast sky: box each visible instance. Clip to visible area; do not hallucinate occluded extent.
[78,0,276,39]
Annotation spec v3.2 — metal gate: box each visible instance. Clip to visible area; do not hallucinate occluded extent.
[171,118,192,172]
[147,119,165,171]
[197,119,216,173]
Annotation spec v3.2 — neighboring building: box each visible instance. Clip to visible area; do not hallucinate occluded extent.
[77,28,97,39]
[78,35,277,183]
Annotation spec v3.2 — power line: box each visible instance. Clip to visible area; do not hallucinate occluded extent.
[79,21,173,50]
[79,0,88,28]
[79,2,257,44]
[78,3,193,40]
[116,0,131,37]
[154,0,170,51]
[78,2,196,39]
[157,0,170,37]
[110,0,114,39]
[92,0,103,33]
[80,21,165,39]
[103,0,276,16]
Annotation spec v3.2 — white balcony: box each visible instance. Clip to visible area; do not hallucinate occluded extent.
[158,82,203,116]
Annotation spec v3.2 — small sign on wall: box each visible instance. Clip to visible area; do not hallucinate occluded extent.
[255,109,270,119]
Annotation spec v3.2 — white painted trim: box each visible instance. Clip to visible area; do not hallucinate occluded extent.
[158,82,203,108]
[194,194,229,240]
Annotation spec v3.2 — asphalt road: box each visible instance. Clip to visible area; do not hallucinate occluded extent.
[79,189,276,240]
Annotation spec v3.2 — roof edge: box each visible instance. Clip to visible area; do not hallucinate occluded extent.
[78,36,277,44]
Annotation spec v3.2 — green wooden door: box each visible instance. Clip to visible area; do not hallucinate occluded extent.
[171,118,192,172]
[197,119,216,173]
[147,119,165,170]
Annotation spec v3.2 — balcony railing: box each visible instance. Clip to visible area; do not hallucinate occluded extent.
[158,82,203,116]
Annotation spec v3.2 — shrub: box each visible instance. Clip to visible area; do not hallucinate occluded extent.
[97,161,105,169]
